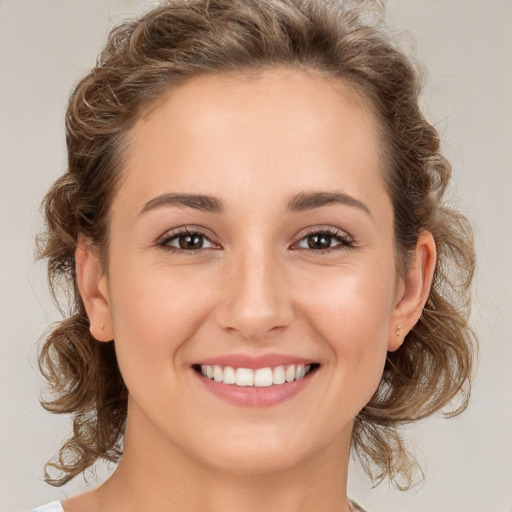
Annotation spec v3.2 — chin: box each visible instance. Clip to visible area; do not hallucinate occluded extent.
[202,446,309,476]
[187,424,341,476]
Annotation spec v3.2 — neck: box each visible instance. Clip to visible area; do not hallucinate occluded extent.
[94,405,353,512]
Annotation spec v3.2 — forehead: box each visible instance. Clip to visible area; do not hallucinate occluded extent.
[137,68,379,149]
[117,68,386,216]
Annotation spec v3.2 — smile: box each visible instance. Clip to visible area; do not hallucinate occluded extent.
[196,364,316,387]
[191,356,320,407]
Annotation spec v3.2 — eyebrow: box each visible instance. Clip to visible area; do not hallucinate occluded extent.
[139,190,371,217]
[140,193,225,215]
[286,191,371,216]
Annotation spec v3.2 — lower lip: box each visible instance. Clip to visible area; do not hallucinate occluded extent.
[193,370,316,408]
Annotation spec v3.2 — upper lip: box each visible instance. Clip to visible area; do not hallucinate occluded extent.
[194,353,316,369]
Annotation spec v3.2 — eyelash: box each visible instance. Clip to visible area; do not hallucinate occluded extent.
[156,226,355,255]
[156,227,219,255]
[292,227,355,253]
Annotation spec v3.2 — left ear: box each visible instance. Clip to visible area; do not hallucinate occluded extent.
[388,231,436,351]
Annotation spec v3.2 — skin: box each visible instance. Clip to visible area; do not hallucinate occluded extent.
[70,68,436,512]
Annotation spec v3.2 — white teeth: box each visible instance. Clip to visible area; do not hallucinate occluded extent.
[223,366,236,384]
[285,365,295,383]
[199,363,315,387]
[272,365,286,385]
[254,368,273,387]
[235,368,254,387]
[213,365,223,382]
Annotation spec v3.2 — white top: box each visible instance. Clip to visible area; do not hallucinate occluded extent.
[26,502,64,512]
[26,499,365,512]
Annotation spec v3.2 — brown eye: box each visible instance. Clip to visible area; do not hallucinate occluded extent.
[158,229,218,252]
[294,228,354,252]
[178,233,205,249]
[306,234,333,250]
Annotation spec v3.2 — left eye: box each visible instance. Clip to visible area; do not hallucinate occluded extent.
[295,231,352,251]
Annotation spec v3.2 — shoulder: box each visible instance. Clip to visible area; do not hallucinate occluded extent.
[350,500,368,512]
[24,502,64,512]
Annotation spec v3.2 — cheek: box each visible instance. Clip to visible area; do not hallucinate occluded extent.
[106,260,215,390]
[299,265,395,403]
[302,262,395,340]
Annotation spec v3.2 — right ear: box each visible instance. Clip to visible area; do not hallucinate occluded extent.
[75,238,114,342]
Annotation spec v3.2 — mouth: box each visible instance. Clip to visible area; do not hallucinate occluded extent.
[191,354,320,407]
[192,363,320,387]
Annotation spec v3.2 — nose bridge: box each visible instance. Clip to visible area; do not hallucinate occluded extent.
[216,242,293,341]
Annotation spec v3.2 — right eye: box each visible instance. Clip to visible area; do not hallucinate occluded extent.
[157,227,219,254]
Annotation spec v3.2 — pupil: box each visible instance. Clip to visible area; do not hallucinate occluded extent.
[179,233,203,249]
[308,234,331,249]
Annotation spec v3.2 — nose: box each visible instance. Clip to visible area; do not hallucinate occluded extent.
[214,249,294,342]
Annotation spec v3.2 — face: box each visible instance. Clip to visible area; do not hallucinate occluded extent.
[82,68,409,475]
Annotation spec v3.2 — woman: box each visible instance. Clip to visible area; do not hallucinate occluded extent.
[30,0,475,510]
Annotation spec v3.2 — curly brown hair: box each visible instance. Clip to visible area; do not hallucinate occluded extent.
[37,0,476,488]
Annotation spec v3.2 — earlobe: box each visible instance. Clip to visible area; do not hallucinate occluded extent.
[75,238,114,342]
[388,231,436,352]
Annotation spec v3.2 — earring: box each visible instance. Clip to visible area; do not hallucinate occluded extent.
[395,324,402,337]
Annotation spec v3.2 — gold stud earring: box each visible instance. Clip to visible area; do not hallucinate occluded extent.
[395,324,402,337]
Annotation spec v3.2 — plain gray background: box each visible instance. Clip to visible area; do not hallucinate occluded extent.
[1,1,511,511]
